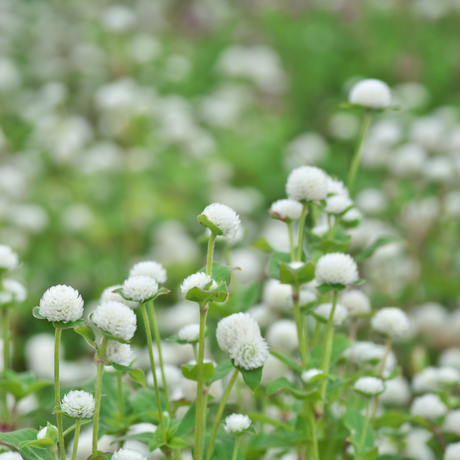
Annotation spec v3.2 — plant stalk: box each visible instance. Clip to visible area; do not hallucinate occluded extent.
[117,372,124,422]
[54,328,65,460]
[293,285,308,367]
[296,204,308,261]
[92,336,108,456]
[3,308,10,370]
[206,233,217,276]
[71,419,81,460]
[287,222,296,262]
[231,436,241,460]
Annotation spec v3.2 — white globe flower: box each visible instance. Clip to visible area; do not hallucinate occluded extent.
[371,307,409,339]
[440,348,460,372]
[340,290,371,317]
[345,342,396,372]
[216,313,261,353]
[349,79,391,109]
[92,301,137,341]
[327,177,349,197]
[445,443,460,460]
[269,199,303,221]
[410,393,448,419]
[315,253,359,286]
[61,390,95,418]
[444,411,460,435]
[178,324,200,343]
[101,285,138,309]
[121,276,158,303]
[315,303,349,326]
[354,377,385,397]
[200,203,241,239]
[301,368,324,383]
[325,195,354,215]
[286,166,328,202]
[413,367,460,393]
[39,285,84,323]
[129,261,167,284]
[112,448,147,460]
[380,376,411,406]
[231,335,269,370]
[0,279,27,304]
[224,414,251,433]
[0,245,19,270]
[180,272,218,294]
[37,427,48,439]
[342,207,362,224]
[0,453,23,460]
[263,279,291,311]
[266,320,298,352]
[106,340,133,366]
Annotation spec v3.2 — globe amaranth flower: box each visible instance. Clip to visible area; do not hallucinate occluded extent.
[324,195,354,215]
[0,452,23,460]
[129,261,167,284]
[269,199,303,222]
[121,275,158,303]
[37,427,47,439]
[340,290,371,317]
[180,272,218,294]
[286,166,328,202]
[0,279,27,304]
[371,307,409,339]
[178,324,200,343]
[327,177,349,197]
[380,376,411,407]
[266,320,298,352]
[314,303,349,326]
[301,368,324,383]
[445,443,460,460]
[224,414,251,434]
[200,203,241,239]
[39,285,84,323]
[232,336,269,369]
[354,377,385,397]
[112,448,147,460]
[0,245,19,270]
[106,340,133,366]
[315,253,359,286]
[101,285,138,309]
[411,393,448,419]
[61,390,95,418]
[349,79,391,109]
[412,366,460,393]
[92,301,137,341]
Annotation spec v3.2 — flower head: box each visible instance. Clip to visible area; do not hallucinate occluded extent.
[101,285,138,309]
[0,245,19,270]
[315,253,359,286]
[411,393,448,419]
[129,261,167,284]
[301,368,325,383]
[232,336,269,370]
[112,449,147,460]
[92,301,137,341]
[180,272,217,294]
[269,199,303,221]
[37,427,47,439]
[39,285,84,323]
[444,411,460,435]
[314,303,349,326]
[349,79,391,109]
[327,177,349,197]
[380,376,411,406]
[0,453,23,460]
[178,324,200,343]
[354,377,385,397]
[445,443,460,460]
[200,203,241,239]
[325,195,354,215]
[224,414,251,433]
[371,307,409,339]
[121,276,158,303]
[266,320,298,352]
[340,290,371,317]
[106,340,133,366]
[286,166,328,202]
[0,279,27,304]
[61,390,95,418]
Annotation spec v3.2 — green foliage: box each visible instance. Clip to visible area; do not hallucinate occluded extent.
[181,362,215,382]
[0,371,50,401]
[0,429,53,460]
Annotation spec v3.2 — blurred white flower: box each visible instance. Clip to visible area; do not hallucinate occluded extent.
[266,320,298,352]
[0,279,26,304]
[340,290,371,317]
[223,414,251,433]
[315,253,358,286]
[130,261,167,284]
[371,307,409,339]
[354,377,385,396]
[284,133,328,168]
[410,393,447,419]
[315,303,349,326]
[286,166,328,202]
[380,376,411,406]
[269,199,303,221]
[112,449,146,460]
[0,245,18,270]
[178,325,200,343]
[348,79,391,109]
[445,443,460,460]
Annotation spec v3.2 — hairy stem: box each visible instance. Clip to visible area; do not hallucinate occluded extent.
[304,403,319,460]
[71,419,81,460]
[296,204,308,261]
[92,336,108,456]
[287,222,296,262]
[54,328,65,460]
[117,372,124,423]
[231,436,241,460]
[3,308,10,370]
[293,285,308,367]
[206,233,216,276]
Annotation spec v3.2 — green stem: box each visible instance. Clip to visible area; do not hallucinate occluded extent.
[293,285,308,367]
[54,328,65,460]
[231,436,241,460]
[92,336,108,457]
[148,301,171,413]
[200,393,208,457]
[117,372,124,422]
[206,233,217,276]
[49,446,59,460]
[3,308,10,370]
[320,291,338,400]
[287,222,296,262]
[304,403,319,460]
[296,204,308,261]
[205,369,239,460]
[140,304,166,440]
[359,401,370,449]
[327,216,337,240]
[194,306,208,460]
[371,337,392,419]
[347,110,372,195]
[173,449,183,460]
[313,322,321,348]
[71,419,81,460]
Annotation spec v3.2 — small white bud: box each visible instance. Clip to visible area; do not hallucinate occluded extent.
[349,79,391,109]
[61,390,95,418]
[223,414,251,433]
[354,377,385,397]
[178,324,200,343]
[180,272,217,294]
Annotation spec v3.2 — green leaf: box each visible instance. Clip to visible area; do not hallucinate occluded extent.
[268,252,292,281]
[354,236,401,262]
[269,350,304,373]
[235,364,262,392]
[0,429,54,460]
[200,263,241,286]
[19,438,55,449]
[316,283,346,294]
[74,326,96,348]
[197,215,224,235]
[310,335,351,369]
[207,360,234,385]
[185,283,229,304]
[279,262,315,286]
[344,408,374,454]
[374,411,408,429]
[32,307,46,320]
[361,447,379,460]
[266,378,321,401]
[247,413,293,431]
[128,369,147,389]
[251,238,274,253]
[52,319,86,329]
[313,237,351,254]
[181,363,215,382]
[167,437,190,449]
[0,371,51,400]
[173,402,196,438]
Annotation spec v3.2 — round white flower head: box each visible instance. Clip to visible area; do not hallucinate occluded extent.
[269,199,303,221]
[349,79,391,109]
[445,443,460,460]
[224,414,251,434]
[101,285,138,309]
[0,245,19,270]
[342,207,362,224]
[266,320,298,352]
[315,303,349,326]
[371,307,409,339]
[410,393,448,419]
[345,341,396,370]
[112,448,147,460]
[325,195,354,215]
[178,324,200,343]
[413,367,460,393]
[121,276,158,303]
[380,376,411,406]
[231,335,269,370]
[286,166,328,202]
[129,261,167,284]
[39,285,84,323]
[0,279,27,304]
[444,411,460,435]
[92,301,137,341]
[315,253,359,286]
[327,177,349,197]
[200,203,241,239]
[301,368,324,383]
[106,340,133,366]
[180,272,218,294]
[0,453,23,460]
[354,377,385,397]
[61,390,95,418]
[37,427,47,439]
[340,290,371,317]
[216,313,261,352]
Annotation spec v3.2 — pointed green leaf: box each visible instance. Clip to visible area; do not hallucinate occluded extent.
[354,236,401,262]
[234,363,262,392]
[74,326,96,348]
[279,262,315,286]
[167,437,190,449]
[251,238,274,253]
[19,438,55,449]
[32,307,46,320]
[266,378,321,401]
[173,402,196,438]
[197,215,223,235]
[316,283,346,294]
[52,319,86,329]
[207,360,234,385]
[268,252,291,281]
[185,283,228,304]
[181,363,215,382]
[128,369,147,389]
